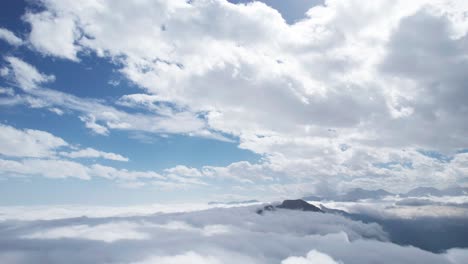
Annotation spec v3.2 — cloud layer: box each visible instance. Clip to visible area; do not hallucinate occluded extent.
[0,204,466,264]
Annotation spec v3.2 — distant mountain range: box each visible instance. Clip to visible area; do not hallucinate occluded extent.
[303,186,468,202]
[400,186,468,197]
[208,200,260,205]
[303,188,393,202]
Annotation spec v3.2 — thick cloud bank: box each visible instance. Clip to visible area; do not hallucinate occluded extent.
[0,205,466,264]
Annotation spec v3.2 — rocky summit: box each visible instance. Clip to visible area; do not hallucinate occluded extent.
[257,199,322,215]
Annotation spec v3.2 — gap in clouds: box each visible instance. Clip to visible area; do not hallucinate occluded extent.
[227,0,324,24]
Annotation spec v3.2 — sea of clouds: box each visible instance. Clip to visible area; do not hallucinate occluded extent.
[0,202,467,264]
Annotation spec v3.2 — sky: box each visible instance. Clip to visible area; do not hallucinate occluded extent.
[0,0,468,205]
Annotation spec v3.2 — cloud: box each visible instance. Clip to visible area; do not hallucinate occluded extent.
[0,157,170,181]
[0,158,91,179]
[130,252,223,264]
[445,248,468,264]
[281,250,342,264]
[4,56,55,90]
[79,115,110,135]
[0,205,464,264]
[0,28,23,46]
[0,123,128,162]
[23,221,149,242]
[0,124,167,183]
[23,11,80,60]
[0,123,67,158]
[164,165,202,178]
[0,87,15,96]
[11,0,468,194]
[60,147,129,162]
[2,56,226,141]
[0,124,215,187]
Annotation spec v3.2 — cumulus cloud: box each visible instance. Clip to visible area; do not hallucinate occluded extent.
[0,124,214,188]
[8,0,466,194]
[0,0,466,198]
[24,11,80,60]
[0,123,127,162]
[0,123,67,158]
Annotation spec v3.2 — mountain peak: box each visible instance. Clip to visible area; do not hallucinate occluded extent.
[277,199,322,212]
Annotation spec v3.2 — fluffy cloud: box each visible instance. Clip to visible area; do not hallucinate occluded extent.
[1,57,224,141]
[0,124,168,183]
[0,123,67,158]
[11,0,467,194]
[0,0,466,195]
[24,11,80,60]
[0,123,127,162]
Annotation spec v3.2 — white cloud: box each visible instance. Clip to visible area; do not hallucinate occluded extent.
[23,221,149,242]
[0,87,14,96]
[0,123,67,158]
[131,252,222,264]
[90,164,164,181]
[79,114,110,135]
[0,123,129,162]
[61,147,129,162]
[0,203,219,221]
[48,107,64,115]
[24,11,80,60]
[4,56,55,90]
[2,57,224,140]
[153,221,231,237]
[0,27,23,46]
[0,158,91,179]
[282,250,342,264]
[0,205,464,264]
[0,157,169,182]
[165,165,202,178]
[14,0,468,194]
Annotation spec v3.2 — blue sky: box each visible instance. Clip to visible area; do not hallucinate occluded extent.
[0,0,262,205]
[1,0,468,205]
